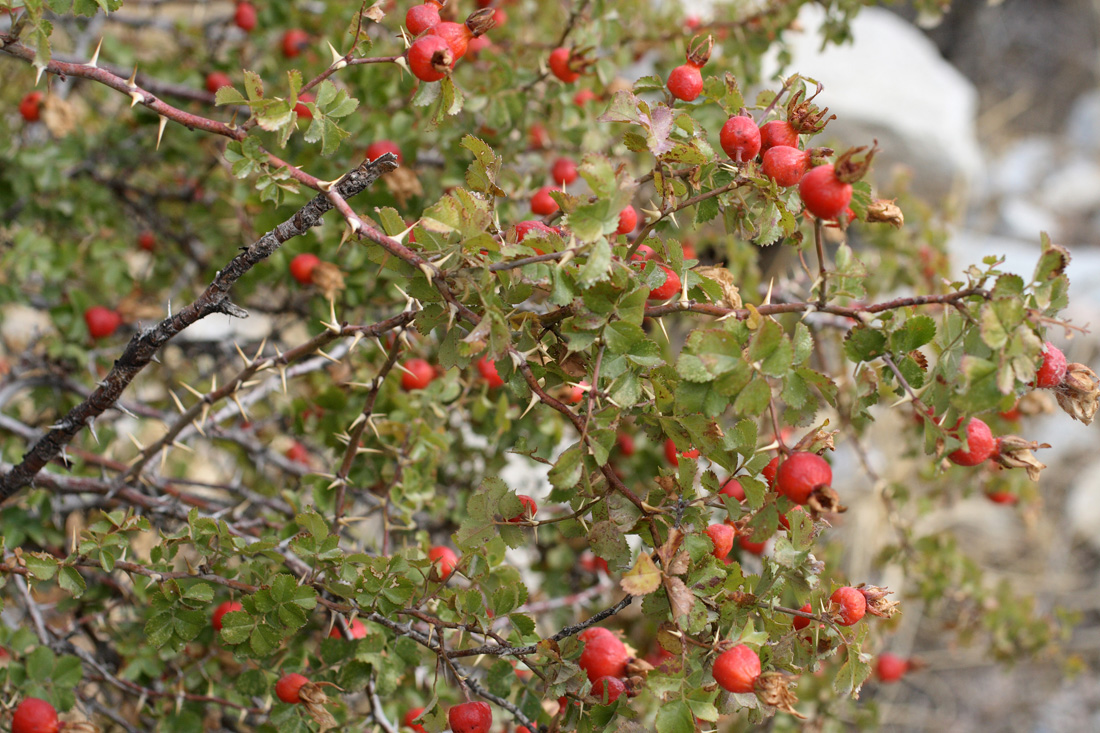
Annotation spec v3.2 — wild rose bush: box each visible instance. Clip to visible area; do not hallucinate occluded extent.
[1,0,1096,731]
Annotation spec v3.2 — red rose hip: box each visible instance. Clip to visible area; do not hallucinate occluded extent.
[551,157,578,185]
[720,116,762,162]
[404,707,428,733]
[775,451,832,505]
[448,701,493,733]
[406,2,442,35]
[712,644,760,693]
[328,617,367,639]
[579,629,629,682]
[705,523,735,561]
[212,600,243,631]
[792,602,812,630]
[591,675,626,703]
[549,47,580,83]
[476,356,504,388]
[365,140,403,164]
[289,253,321,284]
[667,63,703,101]
[876,653,908,683]
[84,306,121,340]
[616,205,638,235]
[11,698,59,733]
[233,1,256,32]
[761,146,809,187]
[646,264,681,301]
[507,495,538,522]
[408,35,454,82]
[947,418,995,466]
[401,358,436,391]
[1034,341,1066,388]
[275,673,309,704]
[530,186,560,216]
[281,29,309,58]
[799,164,852,220]
[205,72,232,94]
[428,545,458,580]
[758,119,798,152]
[829,586,866,626]
[19,92,44,123]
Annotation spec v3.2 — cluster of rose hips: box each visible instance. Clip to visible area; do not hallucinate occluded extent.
[663,46,869,224]
[921,341,1071,473]
[406,3,496,82]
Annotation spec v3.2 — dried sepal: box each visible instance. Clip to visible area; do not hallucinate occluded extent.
[299,681,342,732]
[993,435,1050,481]
[856,584,900,619]
[685,34,713,67]
[866,199,904,228]
[756,672,805,718]
[1055,363,1099,424]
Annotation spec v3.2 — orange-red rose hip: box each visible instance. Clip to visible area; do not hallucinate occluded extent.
[775,451,832,505]
[712,644,760,693]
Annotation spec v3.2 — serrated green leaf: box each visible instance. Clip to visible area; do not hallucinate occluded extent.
[844,326,886,363]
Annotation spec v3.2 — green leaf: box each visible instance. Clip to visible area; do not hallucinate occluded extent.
[144,612,175,648]
[578,239,612,287]
[733,375,771,415]
[461,136,505,196]
[548,444,584,489]
[889,315,936,353]
[23,552,58,580]
[844,326,886,363]
[58,566,86,598]
[834,629,872,697]
[26,645,55,682]
[656,699,695,733]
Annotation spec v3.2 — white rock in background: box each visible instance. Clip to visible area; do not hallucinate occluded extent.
[1065,457,1100,553]
[998,195,1060,241]
[1066,88,1100,154]
[1038,159,1100,215]
[176,312,275,342]
[762,6,982,199]
[0,304,57,353]
[987,136,1057,198]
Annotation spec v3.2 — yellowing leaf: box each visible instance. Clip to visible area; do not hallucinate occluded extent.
[620,553,662,595]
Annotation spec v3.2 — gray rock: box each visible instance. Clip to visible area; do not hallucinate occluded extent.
[998,195,1061,241]
[1038,158,1100,214]
[1066,88,1100,154]
[987,136,1057,198]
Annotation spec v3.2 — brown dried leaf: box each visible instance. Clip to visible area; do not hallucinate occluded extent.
[657,527,685,568]
[620,553,662,595]
[363,3,385,22]
[695,265,742,308]
[665,550,690,577]
[311,262,346,299]
[663,576,694,621]
[383,166,423,208]
[42,95,77,137]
